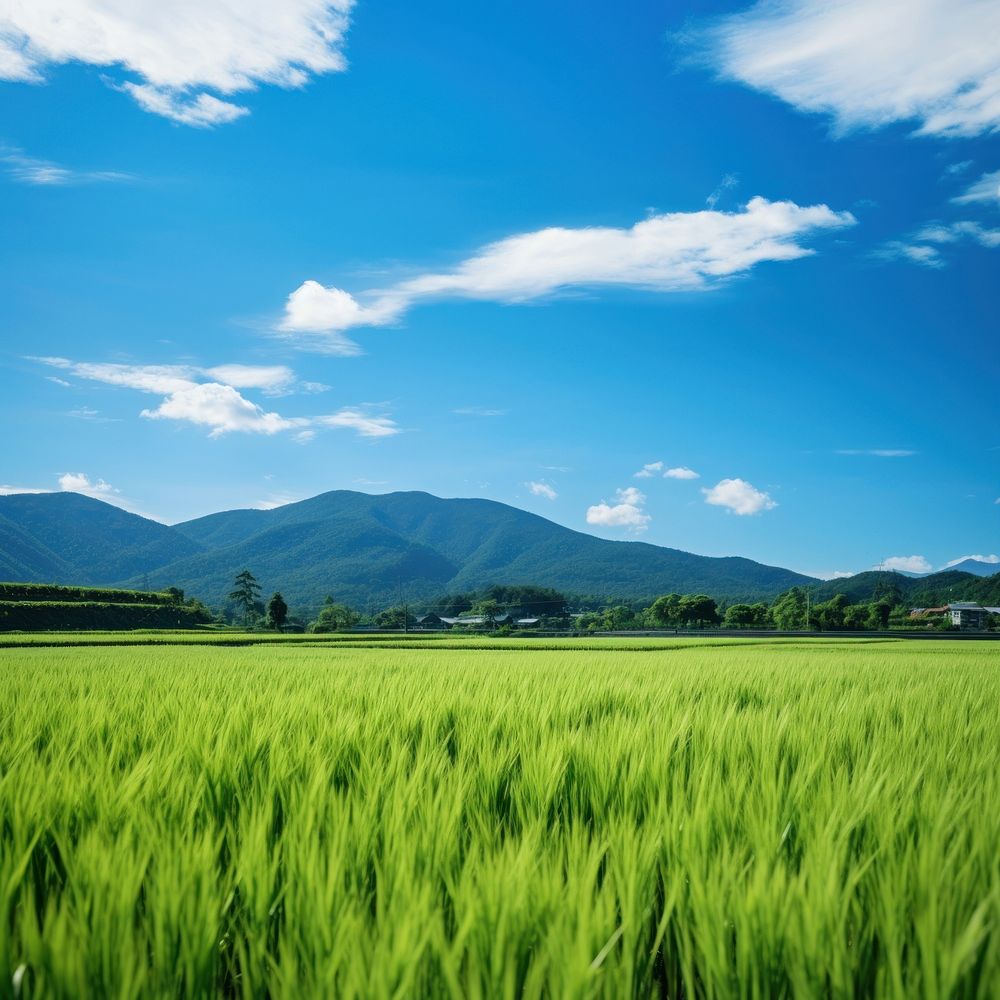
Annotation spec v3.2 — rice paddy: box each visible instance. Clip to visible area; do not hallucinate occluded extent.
[1,637,998,997]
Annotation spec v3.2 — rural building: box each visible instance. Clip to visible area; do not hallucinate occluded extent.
[948,603,990,628]
[415,613,447,628]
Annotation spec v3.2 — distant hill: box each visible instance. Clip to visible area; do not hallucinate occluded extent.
[0,489,816,611]
[942,558,1000,578]
[0,493,204,584]
[808,569,1000,607]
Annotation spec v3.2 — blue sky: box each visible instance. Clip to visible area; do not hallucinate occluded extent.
[1,0,997,579]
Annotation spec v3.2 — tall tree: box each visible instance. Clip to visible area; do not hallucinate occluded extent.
[266,592,288,631]
[228,569,261,626]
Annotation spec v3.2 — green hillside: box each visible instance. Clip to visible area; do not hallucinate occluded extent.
[808,570,1000,607]
[162,490,817,609]
[0,488,849,613]
[0,493,203,584]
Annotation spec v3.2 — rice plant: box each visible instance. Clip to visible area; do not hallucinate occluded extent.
[1,639,998,997]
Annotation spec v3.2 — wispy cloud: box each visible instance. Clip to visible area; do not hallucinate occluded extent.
[836,449,917,458]
[0,146,131,185]
[279,197,855,348]
[633,461,663,479]
[877,219,1000,267]
[32,357,399,439]
[526,481,558,501]
[586,486,650,533]
[454,406,507,417]
[702,478,776,515]
[664,466,700,480]
[706,173,738,209]
[953,169,1000,206]
[697,0,1000,138]
[0,1,353,127]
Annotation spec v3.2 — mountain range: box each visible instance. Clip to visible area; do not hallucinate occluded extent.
[0,490,995,612]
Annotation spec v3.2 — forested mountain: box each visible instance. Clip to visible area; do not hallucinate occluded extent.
[0,489,815,609]
[0,493,203,583]
[808,569,1000,607]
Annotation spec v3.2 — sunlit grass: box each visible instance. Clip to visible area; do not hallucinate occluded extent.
[1,640,997,996]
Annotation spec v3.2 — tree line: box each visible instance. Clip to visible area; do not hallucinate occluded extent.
[218,572,971,633]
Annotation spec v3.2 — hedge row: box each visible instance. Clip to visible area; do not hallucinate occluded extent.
[0,601,212,632]
[0,582,176,606]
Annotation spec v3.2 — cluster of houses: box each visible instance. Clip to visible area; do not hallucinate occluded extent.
[909,602,1000,629]
[415,612,541,629]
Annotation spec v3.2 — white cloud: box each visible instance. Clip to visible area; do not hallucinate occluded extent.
[57,472,118,498]
[879,219,1000,267]
[1,473,119,502]
[33,356,398,439]
[0,146,131,185]
[917,221,1000,248]
[953,169,1000,206]
[586,486,651,533]
[0,0,353,126]
[527,481,558,501]
[664,466,700,479]
[279,197,855,342]
[875,241,946,269]
[254,492,301,510]
[702,478,776,515]
[46,375,70,386]
[836,449,917,457]
[700,0,1000,138]
[634,461,663,478]
[314,410,399,438]
[882,555,933,574]
[0,485,51,495]
[943,553,1000,568]
[203,364,295,394]
[140,382,307,437]
[454,406,506,417]
[119,83,248,127]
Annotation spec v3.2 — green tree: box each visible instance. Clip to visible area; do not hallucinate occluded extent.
[228,569,261,626]
[603,605,636,631]
[647,593,682,627]
[311,603,358,632]
[813,594,849,631]
[843,603,869,630]
[677,595,719,627]
[374,605,416,629]
[867,601,892,629]
[266,592,288,631]
[723,603,756,628]
[473,598,502,630]
[771,588,807,630]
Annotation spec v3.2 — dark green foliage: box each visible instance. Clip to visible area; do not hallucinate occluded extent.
[0,582,175,605]
[266,592,288,631]
[310,602,358,633]
[228,570,261,626]
[723,602,771,628]
[373,605,417,628]
[0,601,212,630]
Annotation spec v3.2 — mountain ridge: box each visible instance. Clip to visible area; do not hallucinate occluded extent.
[0,489,816,608]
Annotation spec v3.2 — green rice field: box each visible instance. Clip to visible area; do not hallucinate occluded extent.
[1,636,998,997]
